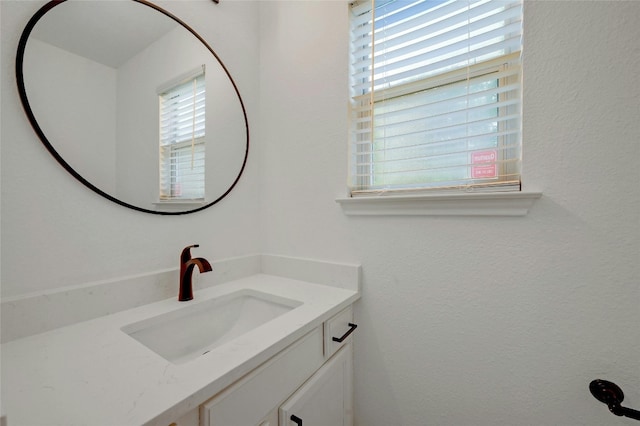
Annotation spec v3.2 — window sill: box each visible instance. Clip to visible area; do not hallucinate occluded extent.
[152,200,206,211]
[335,191,542,217]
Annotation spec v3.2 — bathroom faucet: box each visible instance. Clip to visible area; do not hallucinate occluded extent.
[179,244,212,301]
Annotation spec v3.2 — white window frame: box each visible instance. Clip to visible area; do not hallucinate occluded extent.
[158,66,206,203]
[339,0,541,215]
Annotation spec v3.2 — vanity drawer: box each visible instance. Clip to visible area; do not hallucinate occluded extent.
[324,306,356,359]
[201,327,323,426]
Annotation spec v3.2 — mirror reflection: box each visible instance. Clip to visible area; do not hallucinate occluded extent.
[19,0,248,214]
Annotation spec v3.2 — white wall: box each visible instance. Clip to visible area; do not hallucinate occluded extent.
[1,1,639,425]
[22,38,117,194]
[258,1,640,425]
[1,0,261,298]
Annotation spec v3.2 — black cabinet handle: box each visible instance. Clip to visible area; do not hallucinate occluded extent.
[290,414,303,425]
[332,323,358,343]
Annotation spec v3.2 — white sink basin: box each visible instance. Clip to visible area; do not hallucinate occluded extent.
[122,289,302,364]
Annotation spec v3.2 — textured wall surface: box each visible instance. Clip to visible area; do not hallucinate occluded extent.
[258,1,640,425]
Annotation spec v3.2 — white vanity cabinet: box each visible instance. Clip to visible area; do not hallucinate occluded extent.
[1,272,360,426]
[279,342,353,426]
[198,306,355,426]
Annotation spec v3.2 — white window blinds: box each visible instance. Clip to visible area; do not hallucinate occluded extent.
[159,69,206,200]
[350,0,523,195]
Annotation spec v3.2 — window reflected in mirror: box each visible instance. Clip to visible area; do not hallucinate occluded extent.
[159,67,206,201]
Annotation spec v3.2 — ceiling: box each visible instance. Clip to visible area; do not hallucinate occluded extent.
[30,1,178,69]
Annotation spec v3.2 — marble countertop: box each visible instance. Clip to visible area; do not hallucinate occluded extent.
[1,274,359,426]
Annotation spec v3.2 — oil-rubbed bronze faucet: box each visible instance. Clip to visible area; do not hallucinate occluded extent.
[179,244,212,301]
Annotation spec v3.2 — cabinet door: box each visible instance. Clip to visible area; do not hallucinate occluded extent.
[279,342,353,426]
[257,408,278,426]
[201,328,324,426]
[170,408,199,426]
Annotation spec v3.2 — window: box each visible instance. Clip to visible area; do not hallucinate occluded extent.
[158,67,206,201]
[349,0,522,196]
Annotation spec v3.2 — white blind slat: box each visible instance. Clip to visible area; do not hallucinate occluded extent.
[159,71,206,200]
[349,0,522,193]
[353,33,521,92]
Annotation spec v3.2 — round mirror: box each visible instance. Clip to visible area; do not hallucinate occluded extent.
[16,0,249,215]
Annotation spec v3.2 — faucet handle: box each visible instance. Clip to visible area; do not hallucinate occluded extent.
[181,244,200,264]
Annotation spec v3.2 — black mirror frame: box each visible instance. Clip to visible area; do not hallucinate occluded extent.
[15,0,249,215]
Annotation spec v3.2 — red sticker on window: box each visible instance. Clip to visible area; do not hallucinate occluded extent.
[471,150,497,179]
